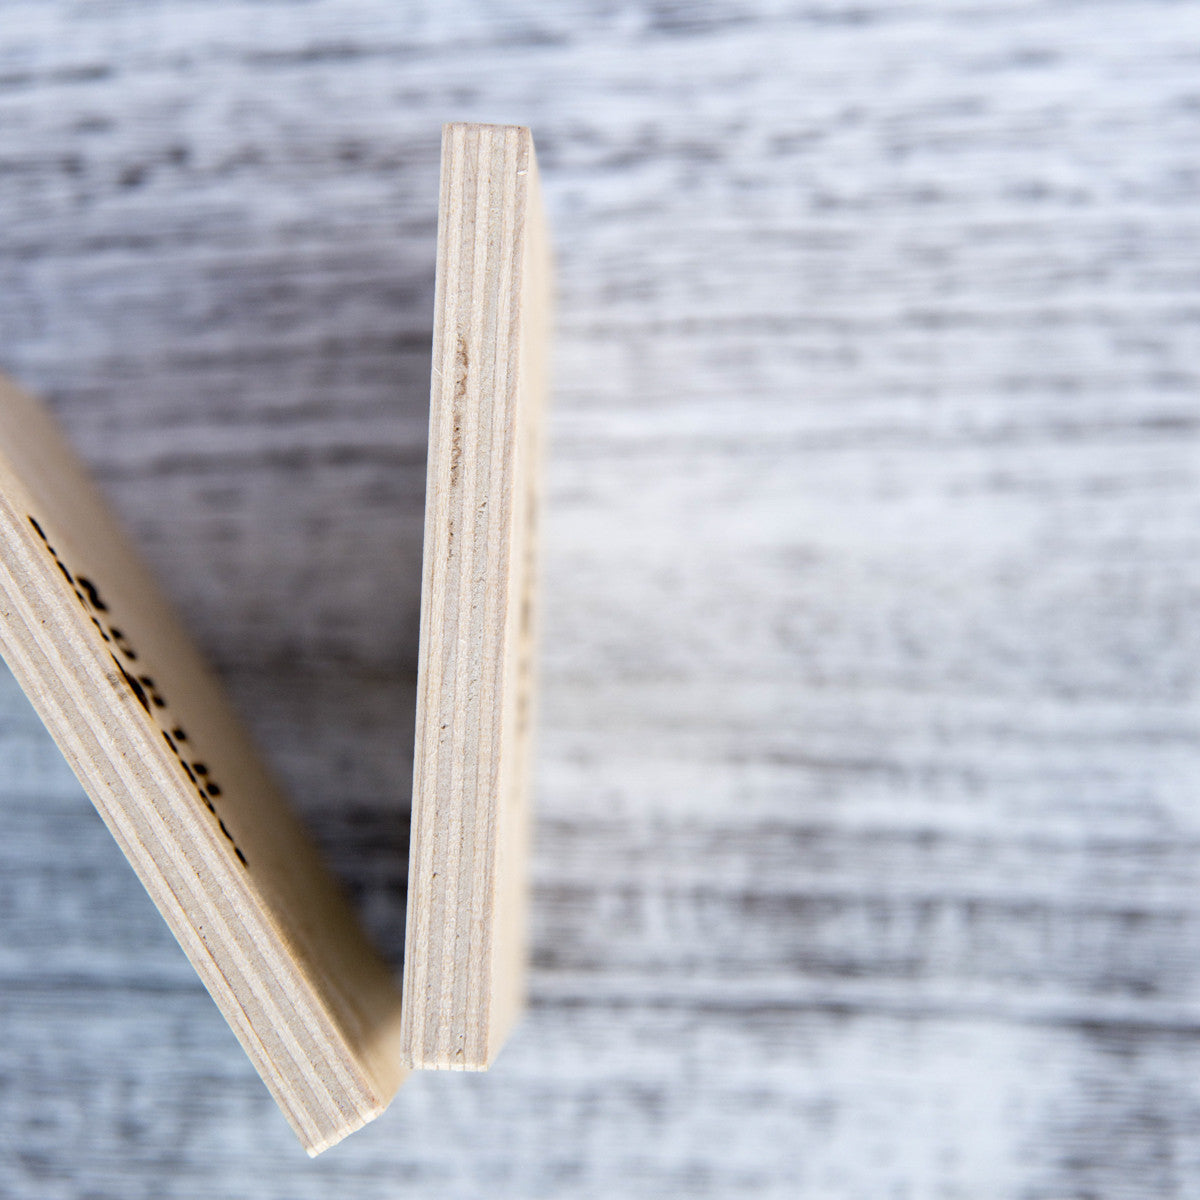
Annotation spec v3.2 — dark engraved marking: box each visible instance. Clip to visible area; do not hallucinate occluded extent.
[75,575,108,613]
[109,628,137,661]
[137,675,164,707]
[28,512,247,869]
[115,655,151,714]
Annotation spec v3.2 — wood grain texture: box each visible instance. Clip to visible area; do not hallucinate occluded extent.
[0,1,1198,1196]
[0,373,408,1155]
[402,123,547,1069]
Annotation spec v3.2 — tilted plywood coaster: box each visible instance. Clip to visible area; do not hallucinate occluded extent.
[401,124,550,1069]
[0,373,408,1154]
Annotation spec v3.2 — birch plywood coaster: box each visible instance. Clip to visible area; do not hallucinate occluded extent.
[0,373,409,1155]
[0,123,549,1150]
[401,123,549,1069]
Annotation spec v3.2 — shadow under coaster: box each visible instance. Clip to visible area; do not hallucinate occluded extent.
[0,122,549,1156]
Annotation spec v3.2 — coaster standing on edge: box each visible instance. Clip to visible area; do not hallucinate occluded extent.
[401,123,550,1070]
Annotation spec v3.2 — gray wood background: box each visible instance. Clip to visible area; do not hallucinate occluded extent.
[1,2,1198,1196]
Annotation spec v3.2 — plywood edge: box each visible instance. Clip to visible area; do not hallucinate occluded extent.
[0,374,408,1153]
[401,123,550,1070]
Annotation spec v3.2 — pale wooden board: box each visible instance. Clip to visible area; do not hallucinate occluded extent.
[0,1,1199,1196]
[402,123,547,1069]
[0,374,409,1155]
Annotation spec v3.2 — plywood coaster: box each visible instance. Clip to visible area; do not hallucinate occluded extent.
[402,123,550,1070]
[0,374,410,1154]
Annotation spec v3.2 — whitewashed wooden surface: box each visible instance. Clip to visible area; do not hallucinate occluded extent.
[1,2,1198,1196]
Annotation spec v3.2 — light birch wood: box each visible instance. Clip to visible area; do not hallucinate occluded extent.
[401,123,549,1070]
[0,372,409,1155]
